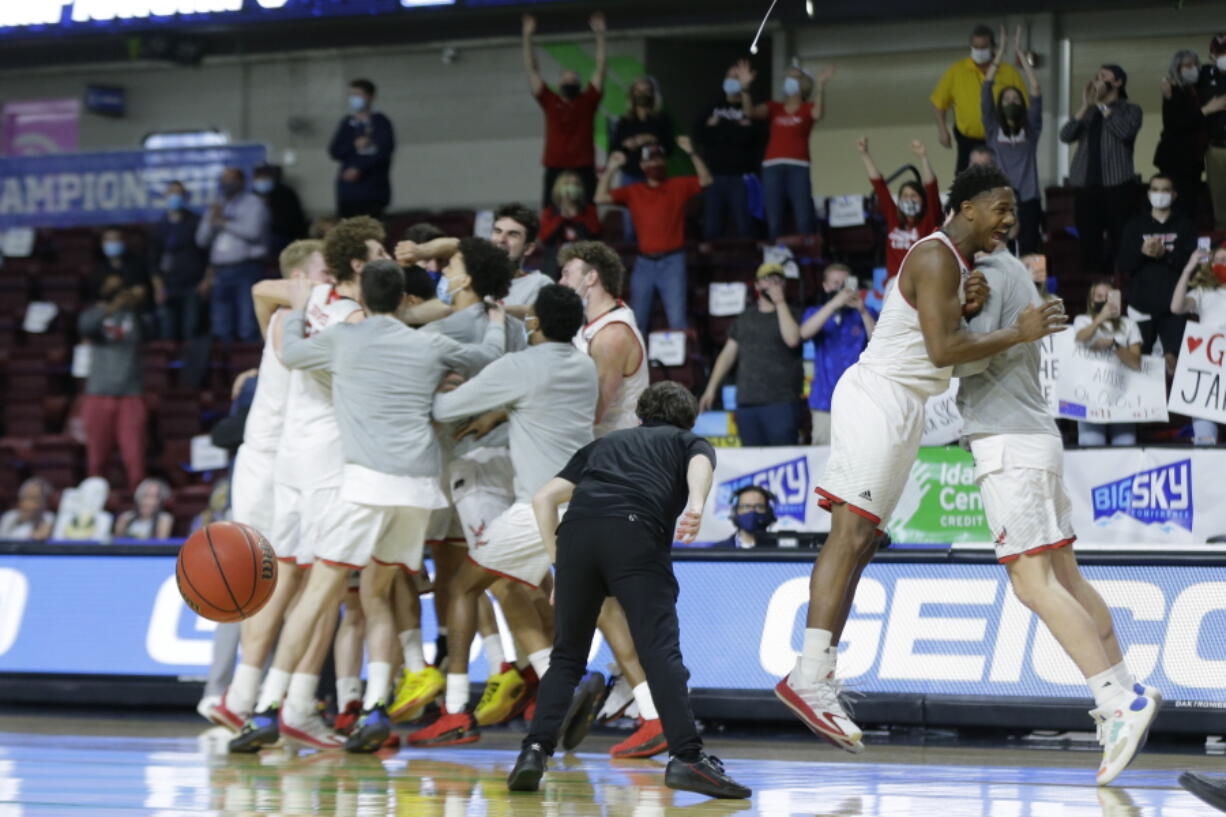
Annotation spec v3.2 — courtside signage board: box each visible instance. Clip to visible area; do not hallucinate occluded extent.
[0,556,1221,712]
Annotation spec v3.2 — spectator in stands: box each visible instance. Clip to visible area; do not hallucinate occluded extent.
[78,274,146,492]
[733,59,834,240]
[522,11,607,206]
[114,478,174,540]
[597,137,712,335]
[1200,35,1226,230]
[711,486,778,549]
[698,264,803,446]
[195,167,269,343]
[328,78,396,218]
[252,164,308,259]
[857,137,940,281]
[983,25,1044,255]
[1172,244,1226,444]
[968,145,996,166]
[539,171,601,278]
[610,76,675,187]
[0,477,54,542]
[1059,65,1143,276]
[1022,252,1059,301]
[1073,280,1143,447]
[1118,173,1195,366]
[693,63,765,239]
[53,477,113,542]
[932,24,1029,174]
[191,476,231,531]
[798,263,877,445]
[1155,49,1207,222]
[150,181,207,341]
[93,226,149,304]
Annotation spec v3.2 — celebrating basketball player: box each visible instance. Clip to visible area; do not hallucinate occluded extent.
[777,165,1066,752]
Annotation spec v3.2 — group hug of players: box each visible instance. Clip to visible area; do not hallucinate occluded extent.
[200,164,1163,801]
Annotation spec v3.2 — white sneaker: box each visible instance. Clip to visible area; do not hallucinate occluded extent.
[1133,682,1163,709]
[1093,695,1158,786]
[597,671,635,723]
[279,707,345,750]
[774,658,863,753]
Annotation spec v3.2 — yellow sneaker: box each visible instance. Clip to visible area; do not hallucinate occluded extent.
[473,663,526,727]
[390,666,444,723]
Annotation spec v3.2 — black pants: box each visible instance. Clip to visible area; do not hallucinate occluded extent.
[1074,183,1139,276]
[953,127,986,175]
[542,166,598,209]
[1016,198,1044,257]
[1138,310,1187,357]
[524,515,702,761]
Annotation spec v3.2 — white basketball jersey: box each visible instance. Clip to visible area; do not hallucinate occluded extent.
[273,284,362,489]
[857,231,969,398]
[242,310,291,454]
[574,302,649,438]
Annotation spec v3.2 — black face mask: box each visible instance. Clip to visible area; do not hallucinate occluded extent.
[1001,103,1024,121]
[560,82,582,100]
[633,92,655,108]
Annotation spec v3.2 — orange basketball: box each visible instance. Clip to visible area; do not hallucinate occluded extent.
[176,521,278,623]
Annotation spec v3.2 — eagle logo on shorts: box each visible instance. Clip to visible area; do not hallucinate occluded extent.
[470,523,487,548]
[994,527,1007,545]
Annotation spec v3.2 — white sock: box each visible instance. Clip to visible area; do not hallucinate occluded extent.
[445,673,469,714]
[284,672,319,719]
[336,676,362,710]
[798,628,836,683]
[1088,666,1131,710]
[632,682,659,721]
[527,648,551,680]
[1109,661,1137,694]
[399,629,426,673]
[227,663,262,715]
[255,668,291,713]
[363,662,392,710]
[483,635,505,670]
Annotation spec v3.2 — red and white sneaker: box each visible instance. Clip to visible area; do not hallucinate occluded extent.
[610,718,668,759]
[407,707,480,747]
[198,694,246,733]
[333,701,362,736]
[774,659,864,754]
[279,708,345,750]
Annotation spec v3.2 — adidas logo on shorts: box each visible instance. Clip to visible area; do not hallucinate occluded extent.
[858,490,872,501]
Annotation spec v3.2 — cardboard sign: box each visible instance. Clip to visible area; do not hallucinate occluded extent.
[1168,321,1226,424]
[1056,344,1168,423]
[1039,328,1075,414]
[827,195,866,228]
[708,282,747,317]
[648,330,686,367]
[189,434,229,472]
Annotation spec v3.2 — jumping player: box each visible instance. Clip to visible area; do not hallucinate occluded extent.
[776,165,1066,751]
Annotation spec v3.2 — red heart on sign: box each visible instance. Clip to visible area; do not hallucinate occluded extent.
[1188,336,1204,354]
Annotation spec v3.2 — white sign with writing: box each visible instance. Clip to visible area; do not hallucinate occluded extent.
[1039,328,1074,414]
[648,330,686,367]
[827,195,866,228]
[190,435,230,473]
[708,282,747,317]
[1168,321,1226,423]
[1056,344,1168,424]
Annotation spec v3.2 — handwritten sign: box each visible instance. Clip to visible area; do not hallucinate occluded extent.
[921,378,963,446]
[1168,321,1226,423]
[1056,343,1168,423]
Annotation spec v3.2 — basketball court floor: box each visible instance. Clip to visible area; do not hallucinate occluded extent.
[0,712,1220,816]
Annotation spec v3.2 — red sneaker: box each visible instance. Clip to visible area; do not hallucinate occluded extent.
[381,732,402,750]
[408,708,480,747]
[610,718,668,758]
[508,665,539,721]
[333,701,362,736]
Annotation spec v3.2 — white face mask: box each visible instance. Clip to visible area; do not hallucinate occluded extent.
[970,47,993,64]
[1180,66,1200,85]
[1218,55,1226,72]
[1149,191,1173,210]
[899,199,922,218]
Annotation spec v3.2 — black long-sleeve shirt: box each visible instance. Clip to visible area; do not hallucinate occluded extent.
[1153,86,1206,178]
[328,112,396,211]
[691,98,764,176]
[1197,64,1226,146]
[609,111,675,178]
[1117,210,1195,314]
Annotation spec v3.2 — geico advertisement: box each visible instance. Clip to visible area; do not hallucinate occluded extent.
[0,556,1221,705]
[699,446,1226,548]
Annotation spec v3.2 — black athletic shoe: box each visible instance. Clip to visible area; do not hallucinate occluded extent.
[507,742,549,792]
[229,706,280,754]
[665,754,752,799]
[560,671,606,751]
[1180,772,1226,812]
[343,705,392,753]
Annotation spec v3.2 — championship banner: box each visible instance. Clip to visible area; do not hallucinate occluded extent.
[1168,321,1226,424]
[1055,341,1168,423]
[0,144,267,229]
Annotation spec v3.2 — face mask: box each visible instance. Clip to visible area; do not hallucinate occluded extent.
[556,183,584,201]
[220,181,242,197]
[1149,191,1173,210]
[899,199,922,218]
[723,77,742,96]
[1001,102,1024,121]
[102,241,124,259]
[1181,66,1200,85]
[782,77,801,97]
[1092,299,1108,312]
[252,178,274,194]
[733,510,772,533]
[633,91,654,107]
[1218,55,1226,72]
[166,193,184,210]
[435,275,453,305]
[348,94,367,113]
[644,164,667,182]
[971,47,993,64]
[559,82,582,100]
[1213,263,1226,285]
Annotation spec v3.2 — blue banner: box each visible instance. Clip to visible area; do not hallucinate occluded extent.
[0,555,1222,710]
[0,144,266,229]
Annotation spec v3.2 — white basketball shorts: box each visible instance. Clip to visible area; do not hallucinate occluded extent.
[970,433,1076,563]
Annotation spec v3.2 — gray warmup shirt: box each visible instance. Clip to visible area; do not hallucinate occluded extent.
[433,342,597,503]
[954,249,1059,438]
[281,312,505,478]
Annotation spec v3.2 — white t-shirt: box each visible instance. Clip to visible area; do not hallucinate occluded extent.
[1185,286,1226,329]
[1072,313,1142,349]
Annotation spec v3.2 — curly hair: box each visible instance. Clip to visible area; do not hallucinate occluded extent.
[323,216,385,283]
[494,202,540,245]
[944,164,1014,215]
[558,240,625,297]
[636,381,699,430]
[457,237,513,300]
[534,284,584,343]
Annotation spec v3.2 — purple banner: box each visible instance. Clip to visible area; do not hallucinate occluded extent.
[2,99,79,156]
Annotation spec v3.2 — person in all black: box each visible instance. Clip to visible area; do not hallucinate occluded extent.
[507,381,750,801]
[328,78,396,218]
[1154,50,1206,223]
[693,64,764,239]
[1201,34,1226,231]
[252,164,308,258]
[150,181,206,340]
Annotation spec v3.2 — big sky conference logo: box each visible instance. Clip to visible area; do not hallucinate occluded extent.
[1092,459,1193,531]
[716,456,809,524]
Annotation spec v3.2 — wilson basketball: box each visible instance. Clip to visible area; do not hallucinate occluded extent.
[176,521,278,623]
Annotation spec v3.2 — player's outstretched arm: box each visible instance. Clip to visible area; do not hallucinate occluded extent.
[533,477,575,563]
